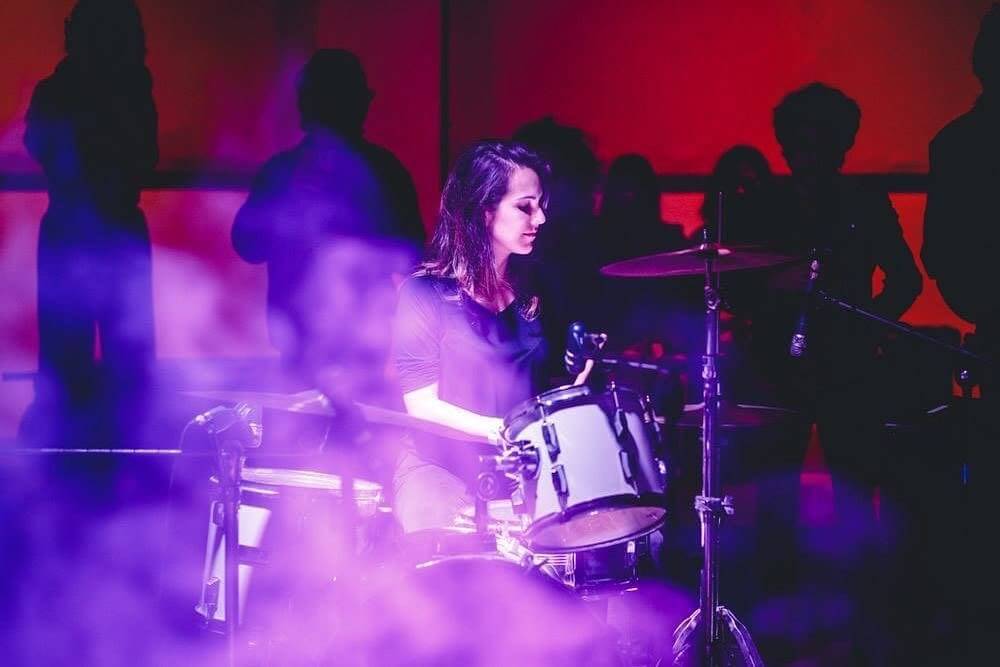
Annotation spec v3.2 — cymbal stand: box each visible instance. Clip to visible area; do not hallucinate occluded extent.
[672,193,763,666]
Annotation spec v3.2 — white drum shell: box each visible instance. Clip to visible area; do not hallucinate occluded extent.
[505,386,667,552]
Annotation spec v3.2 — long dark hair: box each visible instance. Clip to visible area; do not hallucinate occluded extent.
[699,145,773,226]
[420,140,548,312]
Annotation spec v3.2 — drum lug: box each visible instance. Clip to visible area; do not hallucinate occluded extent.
[619,450,634,485]
[520,446,540,478]
[551,464,569,499]
[541,423,560,459]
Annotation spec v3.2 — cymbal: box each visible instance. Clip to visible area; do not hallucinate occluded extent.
[183,389,490,444]
[183,389,337,417]
[674,401,798,430]
[600,244,801,278]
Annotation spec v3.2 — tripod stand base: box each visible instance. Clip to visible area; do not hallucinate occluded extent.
[672,607,764,667]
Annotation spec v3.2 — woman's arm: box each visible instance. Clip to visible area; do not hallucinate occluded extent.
[402,382,503,444]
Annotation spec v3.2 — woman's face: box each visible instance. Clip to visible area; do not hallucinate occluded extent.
[488,166,546,258]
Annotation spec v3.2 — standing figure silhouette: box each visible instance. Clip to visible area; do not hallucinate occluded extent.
[21,0,158,447]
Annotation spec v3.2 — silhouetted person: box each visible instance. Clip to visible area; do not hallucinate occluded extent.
[596,153,695,364]
[20,0,157,447]
[753,85,922,406]
[600,153,686,263]
[512,117,601,371]
[923,4,1000,390]
[232,49,424,400]
[755,83,922,665]
[922,6,1000,662]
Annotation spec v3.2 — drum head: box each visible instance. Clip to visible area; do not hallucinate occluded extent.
[240,467,383,515]
[524,499,666,553]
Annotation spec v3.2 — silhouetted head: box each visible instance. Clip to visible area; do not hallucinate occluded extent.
[64,0,146,72]
[422,140,549,308]
[710,145,772,197]
[513,117,599,220]
[773,83,860,181]
[974,4,1000,92]
[601,153,660,226]
[700,145,773,227]
[297,49,374,136]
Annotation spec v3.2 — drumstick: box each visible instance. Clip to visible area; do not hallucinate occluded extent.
[572,332,607,386]
[573,358,596,386]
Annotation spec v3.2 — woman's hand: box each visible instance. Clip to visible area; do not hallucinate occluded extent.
[403,383,507,446]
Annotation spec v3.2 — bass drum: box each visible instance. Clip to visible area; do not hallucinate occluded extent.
[503,384,668,552]
[348,554,622,666]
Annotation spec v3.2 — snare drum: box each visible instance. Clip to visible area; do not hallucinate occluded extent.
[503,384,667,552]
[195,467,383,628]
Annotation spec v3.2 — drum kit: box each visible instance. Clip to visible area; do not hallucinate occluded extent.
[184,214,810,664]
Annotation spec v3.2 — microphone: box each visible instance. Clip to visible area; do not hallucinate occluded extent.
[565,321,590,374]
[789,255,822,358]
[191,403,262,448]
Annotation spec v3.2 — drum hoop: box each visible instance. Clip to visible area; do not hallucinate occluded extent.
[503,384,646,439]
[208,471,383,506]
[244,468,383,506]
[521,493,667,554]
[242,467,382,492]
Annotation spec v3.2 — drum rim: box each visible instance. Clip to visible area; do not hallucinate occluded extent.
[241,466,382,494]
[522,493,667,553]
[502,384,646,439]
[208,469,384,508]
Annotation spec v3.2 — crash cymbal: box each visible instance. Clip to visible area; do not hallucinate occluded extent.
[674,400,798,430]
[183,389,490,444]
[600,243,801,278]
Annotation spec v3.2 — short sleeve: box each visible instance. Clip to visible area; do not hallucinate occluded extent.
[393,277,443,393]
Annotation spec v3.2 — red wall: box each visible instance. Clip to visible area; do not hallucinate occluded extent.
[449,0,991,173]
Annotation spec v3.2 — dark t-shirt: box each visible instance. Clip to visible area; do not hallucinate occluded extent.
[392,275,549,479]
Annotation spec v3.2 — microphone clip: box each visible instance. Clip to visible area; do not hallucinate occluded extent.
[565,321,609,375]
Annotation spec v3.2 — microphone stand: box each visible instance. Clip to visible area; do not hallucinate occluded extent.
[815,291,991,367]
[198,407,258,667]
[672,193,764,666]
[216,437,244,667]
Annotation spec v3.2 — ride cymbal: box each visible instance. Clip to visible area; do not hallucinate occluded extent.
[600,243,801,278]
